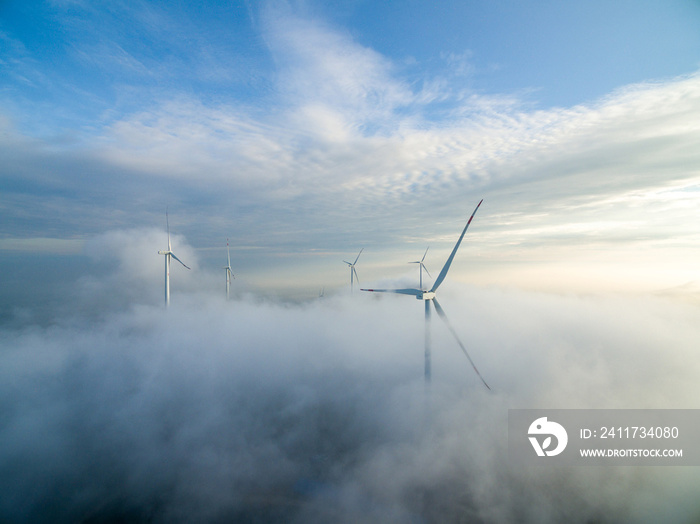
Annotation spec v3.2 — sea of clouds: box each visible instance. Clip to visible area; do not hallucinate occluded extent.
[1,229,699,523]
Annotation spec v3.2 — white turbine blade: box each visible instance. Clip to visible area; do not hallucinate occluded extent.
[432,297,490,390]
[224,240,234,278]
[430,199,482,293]
[352,266,360,284]
[421,262,432,279]
[166,208,171,250]
[409,247,430,266]
[421,246,429,263]
[361,288,422,296]
[343,261,353,266]
[170,252,191,270]
[353,248,364,265]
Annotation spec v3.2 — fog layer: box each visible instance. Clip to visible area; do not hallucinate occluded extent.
[1,230,699,523]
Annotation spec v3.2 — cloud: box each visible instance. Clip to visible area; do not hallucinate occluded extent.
[4,65,699,294]
[1,233,700,522]
[88,68,700,209]
[76,227,219,315]
[0,237,83,254]
[2,5,700,297]
[261,4,414,136]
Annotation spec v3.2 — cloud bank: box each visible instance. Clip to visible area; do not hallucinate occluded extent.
[1,229,700,523]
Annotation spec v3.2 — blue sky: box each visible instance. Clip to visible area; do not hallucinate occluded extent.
[2,0,700,301]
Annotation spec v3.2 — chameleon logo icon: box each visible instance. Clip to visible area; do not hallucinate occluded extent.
[528,417,568,457]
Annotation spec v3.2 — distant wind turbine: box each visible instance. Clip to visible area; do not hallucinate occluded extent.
[409,247,432,290]
[223,239,235,300]
[362,200,489,389]
[157,210,190,307]
[344,248,363,293]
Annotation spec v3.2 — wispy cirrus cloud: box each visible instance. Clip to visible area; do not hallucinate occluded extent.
[261,4,416,137]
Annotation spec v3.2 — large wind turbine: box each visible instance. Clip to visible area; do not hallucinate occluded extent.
[344,248,363,293]
[409,247,431,290]
[362,200,489,389]
[157,211,190,307]
[223,239,235,300]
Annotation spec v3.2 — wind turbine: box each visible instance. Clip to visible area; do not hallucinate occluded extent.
[344,248,363,293]
[223,239,235,300]
[157,210,190,307]
[362,200,489,389]
[409,247,431,290]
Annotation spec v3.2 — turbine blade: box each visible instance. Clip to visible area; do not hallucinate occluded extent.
[361,288,422,296]
[432,297,490,390]
[353,248,364,265]
[430,199,482,293]
[166,208,171,250]
[343,261,353,266]
[170,252,191,270]
[421,263,432,278]
[352,266,360,284]
[410,247,430,266]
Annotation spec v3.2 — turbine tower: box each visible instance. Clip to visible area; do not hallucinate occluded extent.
[362,200,489,389]
[344,248,363,293]
[223,239,235,300]
[409,247,431,290]
[157,210,190,307]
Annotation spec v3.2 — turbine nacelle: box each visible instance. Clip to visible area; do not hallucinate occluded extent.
[418,291,436,300]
